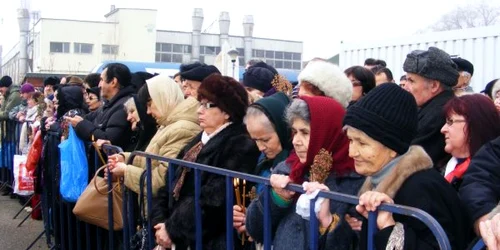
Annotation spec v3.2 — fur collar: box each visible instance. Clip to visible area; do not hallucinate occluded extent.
[358,146,433,198]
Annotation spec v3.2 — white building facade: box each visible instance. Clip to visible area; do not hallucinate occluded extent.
[1,7,303,85]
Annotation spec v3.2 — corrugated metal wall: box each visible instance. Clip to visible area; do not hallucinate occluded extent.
[339,25,500,92]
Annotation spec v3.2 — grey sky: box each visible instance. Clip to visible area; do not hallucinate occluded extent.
[0,0,497,60]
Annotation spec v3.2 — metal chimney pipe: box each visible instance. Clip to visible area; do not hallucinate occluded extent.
[219,12,230,49]
[191,8,204,62]
[243,15,254,65]
[17,8,30,81]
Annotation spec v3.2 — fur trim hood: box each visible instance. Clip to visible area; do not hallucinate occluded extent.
[298,61,352,108]
[358,146,433,198]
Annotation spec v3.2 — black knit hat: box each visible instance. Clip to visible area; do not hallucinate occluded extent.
[197,73,249,124]
[403,47,459,87]
[180,62,206,73]
[181,65,221,82]
[0,76,13,88]
[44,76,60,87]
[243,66,274,93]
[343,83,418,155]
[452,57,474,76]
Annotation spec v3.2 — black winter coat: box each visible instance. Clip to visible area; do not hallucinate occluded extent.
[412,90,454,171]
[75,86,135,152]
[459,136,500,224]
[358,146,472,250]
[152,123,260,250]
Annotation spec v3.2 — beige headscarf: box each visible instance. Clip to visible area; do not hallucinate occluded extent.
[146,74,184,125]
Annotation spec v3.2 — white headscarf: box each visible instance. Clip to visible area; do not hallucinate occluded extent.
[146,74,184,125]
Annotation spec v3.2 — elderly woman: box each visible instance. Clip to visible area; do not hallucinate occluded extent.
[339,83,471,249]
[441,94,500,190]
[152,73,260,249]
[233,92,292,241]
[107,74,201,195]
[245,96,365,250]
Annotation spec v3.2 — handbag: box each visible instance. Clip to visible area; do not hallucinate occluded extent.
[73,142,123,230]
[130,171,149,250]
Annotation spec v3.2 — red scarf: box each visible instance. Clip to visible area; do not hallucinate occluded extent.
[445,157,471,183]
[287,96,355,184]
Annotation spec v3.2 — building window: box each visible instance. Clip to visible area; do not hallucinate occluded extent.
[155,43,191,62]
[50,42,70,53]
[237,48,245,57]
[102,44,119,55]
[200,46,221,55]
[74,43,93,54]
[239,57,245,67]
[253,49,302,70]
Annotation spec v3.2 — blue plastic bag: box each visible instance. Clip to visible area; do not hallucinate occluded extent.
[59,126,88,202]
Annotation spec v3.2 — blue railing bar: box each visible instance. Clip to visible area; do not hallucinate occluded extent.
[85,223,90,250]
[145,157,154,250]
[107,164,114,250]
[367,211,377,250]
[194,169,203,250]
[122,187,129,250]
[263,186,271,250]
[225,176,234,250]
[471,239,485,250]
[128,190,135,247]
[309,196,318,250]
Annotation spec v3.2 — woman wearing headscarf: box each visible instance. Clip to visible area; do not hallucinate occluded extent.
[339,83,471,249]
[152,73,260,249]
[233,92,293,246]
[245,96,365,250]
[107,74,201,196]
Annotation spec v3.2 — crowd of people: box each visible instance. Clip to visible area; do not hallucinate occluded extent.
[0,45,499,249]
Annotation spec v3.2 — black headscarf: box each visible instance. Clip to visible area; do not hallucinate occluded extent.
[56,85,87,119]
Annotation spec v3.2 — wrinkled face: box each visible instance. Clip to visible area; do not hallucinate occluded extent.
[127,107,140,131]
[291,118,310,164]
[85,93,100,111]
[441,113,469,158]
[246,115,283,159]
[197,98,229,134]
[406,73,435,107]
[183,80,201,99]
[348,75,363,102]
[375,73,389,86]
[346,127,397,176]
[146,99,162,121]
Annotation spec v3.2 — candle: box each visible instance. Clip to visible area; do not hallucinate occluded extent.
[242,179,246,208]
[234,178,241,206]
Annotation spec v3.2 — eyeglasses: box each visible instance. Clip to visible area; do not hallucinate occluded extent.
[199,102,217,109]
[445,118,466,126]
[351,80,362,87]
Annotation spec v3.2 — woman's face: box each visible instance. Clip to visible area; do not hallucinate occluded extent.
[146,99,162,121]
[127,107,140,131]
[348,75,363,102]
[85,93,101,111]
[494,92,500,112]
[197,98,229,135]
[346,127,397,176]
[291,118,310,164]
[440,113,469,158]
[27,97,36,108]
[246,115,282,159]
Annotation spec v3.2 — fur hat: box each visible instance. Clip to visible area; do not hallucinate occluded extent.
[452,57,474,76]
[0,76,13,88]
[43,76,60,87]
[181,65,221,82]
[297,61,353,108]
[197,73,249,124]
[403,47,459,87]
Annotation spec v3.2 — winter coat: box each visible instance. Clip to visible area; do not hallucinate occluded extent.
[459,136,500,225]
[411,90,454,171]
[358,146,471,250]
[152,123,260,250]
[75,86,135,151]
[0,84,21,120]
[9,99,27,121]
[245,161,365,250]
[122,97,201,196]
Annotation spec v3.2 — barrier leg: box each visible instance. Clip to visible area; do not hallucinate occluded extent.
[13,194,34,219]
[25,230,46,250]
[17,201,41,227]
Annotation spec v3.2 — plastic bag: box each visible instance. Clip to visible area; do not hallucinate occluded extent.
[59,125,88,202]
[13,154,34,196]
[26,130,43,171]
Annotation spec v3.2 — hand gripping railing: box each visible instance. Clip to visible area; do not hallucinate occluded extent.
[123,150,452,250]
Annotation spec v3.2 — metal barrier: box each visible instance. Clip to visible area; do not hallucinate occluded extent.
[124,150,452,250]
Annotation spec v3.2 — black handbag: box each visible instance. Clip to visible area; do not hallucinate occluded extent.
[130,171,149,250]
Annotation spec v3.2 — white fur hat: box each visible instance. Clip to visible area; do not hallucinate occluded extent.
[297,61,352,108]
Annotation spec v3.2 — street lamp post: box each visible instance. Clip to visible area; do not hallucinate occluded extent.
[227,48,239,79]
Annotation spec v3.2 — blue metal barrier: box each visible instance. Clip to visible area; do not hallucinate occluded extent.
[125,150,452,250]
[471,238,485,250]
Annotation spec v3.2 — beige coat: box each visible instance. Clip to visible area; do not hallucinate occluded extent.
[123,97,201,195]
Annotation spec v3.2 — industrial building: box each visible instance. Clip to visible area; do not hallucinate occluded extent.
[1,7,303,85]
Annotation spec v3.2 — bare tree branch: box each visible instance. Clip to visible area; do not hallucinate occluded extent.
[429,2,500,31]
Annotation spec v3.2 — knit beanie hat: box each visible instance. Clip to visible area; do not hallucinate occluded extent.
[403,47,459,87]
[181,65,221,82]
[20,83,35,94]
[298,60,353,108]
[343,83,418,155]
[0,76,13,88]
[243,66,275,94]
